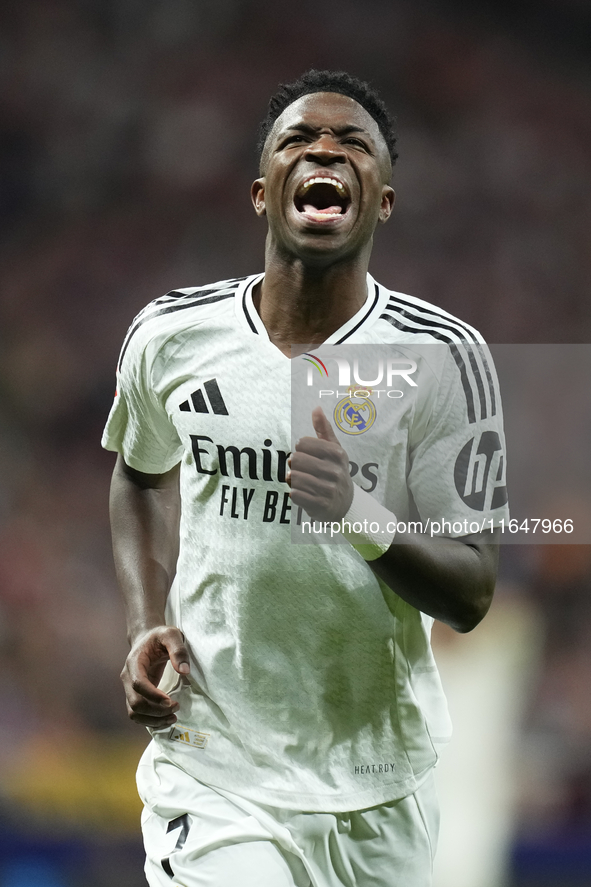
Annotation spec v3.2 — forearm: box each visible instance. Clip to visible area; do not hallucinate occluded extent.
[288,407,499,633]
[109,455,181,644]
[368,528,499,633]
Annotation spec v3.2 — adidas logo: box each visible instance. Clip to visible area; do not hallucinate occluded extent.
[180,379,228,415]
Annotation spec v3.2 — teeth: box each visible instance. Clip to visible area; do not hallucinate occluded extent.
[300,177,347,196]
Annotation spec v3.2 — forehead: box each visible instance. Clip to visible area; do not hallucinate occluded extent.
[271,91,383,145]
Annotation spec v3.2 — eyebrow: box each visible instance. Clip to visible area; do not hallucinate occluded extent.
[282,123,372,138]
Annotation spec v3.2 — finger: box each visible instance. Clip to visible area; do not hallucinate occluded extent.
[311,406,339,443]
[124,681,179,711]
[294,436,342,461]
[289,452,341,483]
[128,707,179,728]
[289,469,335,499]
[123,669,177,706]
[123,648,180,704]
[143,626,191,676]
[127,693,179,720]
[162,631,191,676]
[289,487,331,518]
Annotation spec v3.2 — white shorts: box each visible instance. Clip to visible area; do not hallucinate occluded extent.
[137,742,439,887]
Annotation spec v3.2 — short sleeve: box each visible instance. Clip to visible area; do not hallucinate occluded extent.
[101,332,183,474]
[408,343,509,534]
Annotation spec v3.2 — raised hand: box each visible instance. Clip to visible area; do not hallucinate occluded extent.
[288,406,353,521]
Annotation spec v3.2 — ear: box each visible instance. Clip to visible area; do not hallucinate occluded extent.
[251,178,266,216]
[378,186,395,224]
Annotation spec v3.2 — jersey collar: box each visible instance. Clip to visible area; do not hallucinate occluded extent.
[235,273,389,344]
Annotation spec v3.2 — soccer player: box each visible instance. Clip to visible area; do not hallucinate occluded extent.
[103,71,508,887]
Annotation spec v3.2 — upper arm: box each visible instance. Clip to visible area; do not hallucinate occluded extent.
[109,455,181,582]
[408,343,509,535]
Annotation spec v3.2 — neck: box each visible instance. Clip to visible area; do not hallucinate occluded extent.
[255,247,372,356]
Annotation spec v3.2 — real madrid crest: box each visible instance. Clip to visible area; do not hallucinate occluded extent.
[334,390,377,435]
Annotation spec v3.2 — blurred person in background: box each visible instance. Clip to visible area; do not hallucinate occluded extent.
[103,70,508,887]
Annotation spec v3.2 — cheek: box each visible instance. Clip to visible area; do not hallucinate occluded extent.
[264,170,289,209]
[363,179,388,216]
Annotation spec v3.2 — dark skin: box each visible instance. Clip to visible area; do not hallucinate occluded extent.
[288,407,498,633]
[111,92,498,730]
[251,92,395,352]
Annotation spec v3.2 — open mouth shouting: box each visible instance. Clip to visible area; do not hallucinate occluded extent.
[294,175,352,223]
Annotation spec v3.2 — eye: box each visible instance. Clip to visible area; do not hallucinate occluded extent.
[281,134,308,147]
[343,137,369,151]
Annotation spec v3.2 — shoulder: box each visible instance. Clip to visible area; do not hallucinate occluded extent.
[369,279,499,426]
[373,279,486,345]
[117,275,253,372]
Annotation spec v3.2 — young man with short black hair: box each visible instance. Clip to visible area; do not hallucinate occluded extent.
[104,70,507,887]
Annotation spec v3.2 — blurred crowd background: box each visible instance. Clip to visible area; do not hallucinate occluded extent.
[0,0,590,885]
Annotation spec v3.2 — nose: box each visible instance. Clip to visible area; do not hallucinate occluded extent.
[304,133,346,165]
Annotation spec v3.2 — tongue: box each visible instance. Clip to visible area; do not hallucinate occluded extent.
[303,204,342,215]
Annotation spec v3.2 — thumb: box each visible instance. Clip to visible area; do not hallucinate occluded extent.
[165,630,191,676]
[311,406,339,443]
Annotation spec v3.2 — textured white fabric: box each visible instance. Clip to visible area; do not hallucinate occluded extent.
[103,273,508,811]
[341,484,396,560]
[138,742,439,887]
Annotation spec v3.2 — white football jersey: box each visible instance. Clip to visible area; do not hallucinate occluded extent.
[103,273,508,812]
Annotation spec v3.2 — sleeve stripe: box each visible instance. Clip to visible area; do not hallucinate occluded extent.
[449,344,477,424]
[382,296,497,416]
[117,290,235,371]
[384,294,481,343]
[379,313,497,424]
[479,347,496,416]
[153,277,248,305]
[465,345,489,420]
